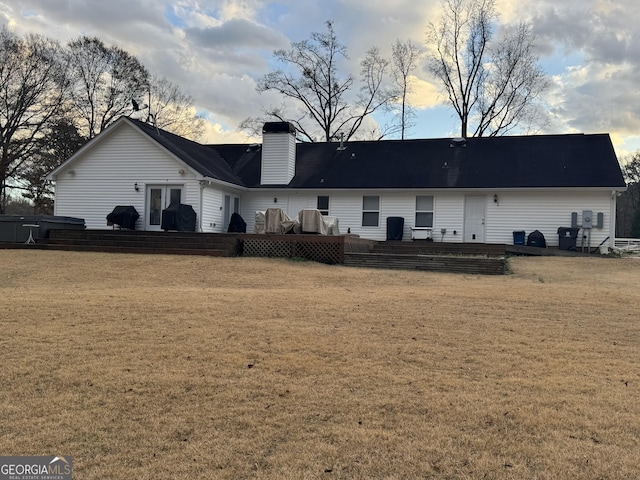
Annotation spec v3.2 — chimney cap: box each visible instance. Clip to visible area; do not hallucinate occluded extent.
[263,122,296,134]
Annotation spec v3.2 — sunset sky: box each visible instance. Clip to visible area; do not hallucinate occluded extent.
[3,0,639,159]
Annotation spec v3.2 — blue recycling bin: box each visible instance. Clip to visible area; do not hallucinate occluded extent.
[512,230,525,245]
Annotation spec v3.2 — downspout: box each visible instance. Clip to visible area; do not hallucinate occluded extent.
[610,190,618,248]
[199,181,205,232]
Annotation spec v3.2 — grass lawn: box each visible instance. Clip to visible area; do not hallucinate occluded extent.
[1,250,639,479]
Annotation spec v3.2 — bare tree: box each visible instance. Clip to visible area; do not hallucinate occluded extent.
[136,75,206,141]
[20,118,86,214]
[0,28,68,213]
[617,153,640,237]
[66,36,149,139]
[391,39,423,139]
[427,0,548,137]
[248,21,396,142]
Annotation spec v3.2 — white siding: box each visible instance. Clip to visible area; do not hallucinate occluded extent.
[240,191,444,241]
[52,122,617,245]
[200,186,246,232]
[433,193,465,242]
[260,133,296,185]
[237,189,616,244]
[240,192,280,232]
[484,190,614,247]
[53,123,201,230]
[201,187,223,232]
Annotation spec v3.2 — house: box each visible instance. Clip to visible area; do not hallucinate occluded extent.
[48,117,626,248]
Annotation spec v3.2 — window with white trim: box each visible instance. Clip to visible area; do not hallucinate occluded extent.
[362,195,380,227]
[317,195,329,215]
[415,195,434,227]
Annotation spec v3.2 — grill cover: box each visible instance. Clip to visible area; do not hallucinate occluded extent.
[106,206,139,230]
[161,202,196,231]
[527,230,547,248]
[227,212,247,233]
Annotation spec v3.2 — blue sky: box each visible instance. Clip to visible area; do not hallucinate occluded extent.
[2,0,640,159]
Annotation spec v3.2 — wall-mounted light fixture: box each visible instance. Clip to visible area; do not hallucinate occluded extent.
[273,197,278,203]
[134,182,139,191]
[493,194,499,205]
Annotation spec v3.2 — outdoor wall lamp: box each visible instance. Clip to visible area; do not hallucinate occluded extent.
[493,194,499,205]
[134,182,139,191]
[273,197,278,203]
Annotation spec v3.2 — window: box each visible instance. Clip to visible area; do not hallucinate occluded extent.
[362,195,380,227]
[169,188,182,205]
[317,195,329,215]
[415,195,434,227]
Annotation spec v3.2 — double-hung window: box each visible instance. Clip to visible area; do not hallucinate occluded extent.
[415,195,434,227]
[317,195,329,215]
[362,195,380,227]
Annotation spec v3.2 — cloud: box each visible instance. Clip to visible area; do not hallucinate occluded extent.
[406,76,441,110]
[547,62,640,136]
[1,0,640,154]
[201,119,256,144]
[184,18,287,49]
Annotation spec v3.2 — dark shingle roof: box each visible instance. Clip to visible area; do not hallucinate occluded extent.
[286,134,626,189]
[130,119,243,185]
[129,119,625,190]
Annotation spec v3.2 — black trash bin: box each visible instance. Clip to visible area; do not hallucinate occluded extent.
[558,227,580,251]
[386,217,404,241]
[512,230,525,245]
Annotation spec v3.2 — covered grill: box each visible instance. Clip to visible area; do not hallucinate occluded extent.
[106,206,139,230]
[161,202,196,231]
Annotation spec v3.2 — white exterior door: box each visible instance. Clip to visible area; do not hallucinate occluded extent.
[146,185,183,231]
[464,195,486,243]
[286,195,310,219]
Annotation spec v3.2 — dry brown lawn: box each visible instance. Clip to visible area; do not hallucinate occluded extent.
[0,250,639,479]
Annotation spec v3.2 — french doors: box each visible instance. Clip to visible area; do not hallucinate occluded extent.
[146,185,183,231]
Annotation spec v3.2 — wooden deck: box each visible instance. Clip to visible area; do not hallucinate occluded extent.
[0,229,602,275]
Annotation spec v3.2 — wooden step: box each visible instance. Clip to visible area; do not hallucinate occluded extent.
[44,229,240,256]
[344,252,508,275]
[372,241,507,257]
[22,243,232,256]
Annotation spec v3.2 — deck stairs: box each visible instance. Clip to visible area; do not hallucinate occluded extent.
[344,241,509,275]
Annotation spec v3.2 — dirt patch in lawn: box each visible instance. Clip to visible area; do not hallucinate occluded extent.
[1,251,639,479]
